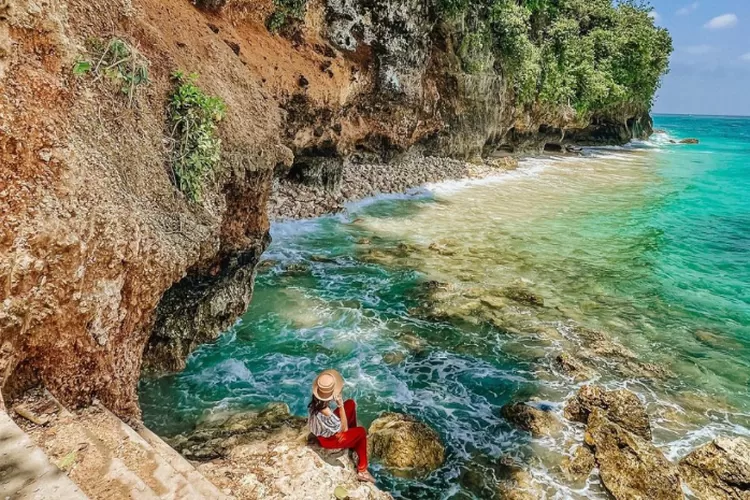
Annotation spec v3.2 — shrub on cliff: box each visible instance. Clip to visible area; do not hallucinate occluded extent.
[72,37,149,107]
[167,72,226,202]
[267,0,308,33]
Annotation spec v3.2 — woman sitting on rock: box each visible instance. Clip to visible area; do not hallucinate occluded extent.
[308,369,376,484]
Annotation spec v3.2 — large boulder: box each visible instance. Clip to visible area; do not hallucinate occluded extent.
[585,409,683,500]
[368,413,445,473]
[501,402,562,438]
[679,436,750,500]
[564,385,652,440]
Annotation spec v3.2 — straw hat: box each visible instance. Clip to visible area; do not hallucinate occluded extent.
[312,369,344,401]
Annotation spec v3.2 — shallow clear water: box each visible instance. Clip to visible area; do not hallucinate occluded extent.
[140,115,750,499]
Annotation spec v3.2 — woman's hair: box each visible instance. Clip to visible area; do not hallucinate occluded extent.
[308,395,329,415]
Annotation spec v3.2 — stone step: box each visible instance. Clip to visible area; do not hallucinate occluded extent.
[0,410,88,500]
[13,390,205,499]
[135,426,231,499]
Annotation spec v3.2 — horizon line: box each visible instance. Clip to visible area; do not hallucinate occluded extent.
[653,112,750,118]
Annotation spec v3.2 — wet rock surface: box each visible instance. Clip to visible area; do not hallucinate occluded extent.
[560,445,596,481]
[496,465,544,500]
[501,402,562,438]
[679,436,750,500]
[554,352,595,381]
[564,385,652,441]
[584,409,682,500]
[368,412,445,473]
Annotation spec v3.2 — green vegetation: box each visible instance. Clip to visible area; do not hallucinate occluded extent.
[167,72,226,202]
[267,0,308,33]
[443,0,672,113]
[458,29,495,74]
[73,38,150,107]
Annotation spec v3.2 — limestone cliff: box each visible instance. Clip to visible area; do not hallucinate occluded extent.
[0,0,668,419]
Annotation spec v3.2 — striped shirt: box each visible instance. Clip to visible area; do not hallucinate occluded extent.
[308,407,342,438]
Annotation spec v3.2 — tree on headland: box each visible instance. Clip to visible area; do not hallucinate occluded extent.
[439,0,673,115]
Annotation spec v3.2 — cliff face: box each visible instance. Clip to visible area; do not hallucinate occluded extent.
[0,0,286,418]
[1,0,662,419]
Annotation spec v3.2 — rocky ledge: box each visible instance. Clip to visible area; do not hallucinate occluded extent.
[168,402,391,500]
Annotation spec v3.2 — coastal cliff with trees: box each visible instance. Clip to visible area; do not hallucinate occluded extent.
[1,0,671,415]
[0,0,694,498]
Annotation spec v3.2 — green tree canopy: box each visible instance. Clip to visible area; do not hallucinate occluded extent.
[441,0,672,114]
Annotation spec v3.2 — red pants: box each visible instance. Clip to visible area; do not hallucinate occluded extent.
[316,399,368,472]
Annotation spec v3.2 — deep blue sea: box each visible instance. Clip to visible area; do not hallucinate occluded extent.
[140,115,750,499]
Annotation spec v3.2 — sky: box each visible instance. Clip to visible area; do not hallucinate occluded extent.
[649,0,750,116]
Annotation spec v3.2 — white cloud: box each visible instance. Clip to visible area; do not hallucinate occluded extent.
[649,11,661,23]
[741,53,750,62]
[704,13,738,30]
[677,2,699,16]
[684,45,713,55]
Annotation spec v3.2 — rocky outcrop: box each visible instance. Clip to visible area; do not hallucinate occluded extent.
[585,409,683,500]
[170,402,390,499]
[501,402,562,438]
[368,412,445,473]
[564,385,652,441]
[561,386,686,500]
[679,437,750,500]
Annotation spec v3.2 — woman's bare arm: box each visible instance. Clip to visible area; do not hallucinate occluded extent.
[335,394,348,432]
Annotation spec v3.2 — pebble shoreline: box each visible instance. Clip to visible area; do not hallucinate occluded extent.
[269,155,519,220]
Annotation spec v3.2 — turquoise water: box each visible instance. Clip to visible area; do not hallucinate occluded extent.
[140,115,750,499]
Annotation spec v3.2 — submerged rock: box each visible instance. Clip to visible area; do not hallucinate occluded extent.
[502,285,544,307]
[554,352,595,381]
[679,436,750,500]
[585,409,682,500]
[564,385,652,441]
[280,262,312,275]
[496,466,543,500]
[501,402,562,438]
[368,413,445,473]
[679,138,699,144]
[573,327,675,381]
[381,351,406,365]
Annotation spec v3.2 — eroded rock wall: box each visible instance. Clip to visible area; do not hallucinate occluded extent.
[0,0,286,418]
